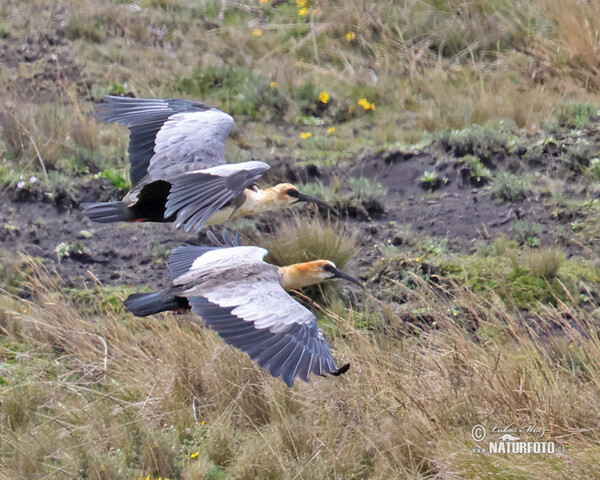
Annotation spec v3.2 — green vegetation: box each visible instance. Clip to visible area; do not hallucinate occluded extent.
[461,154,492,185]
[368,238,599,311]
[97,168,131,193]
[435,123,519,162]
[301,176,386,216]
[439,242,596,310]
[491,171,528,202]
[590,158,600,181]
[55,241,92,260]
[419,170,438,186]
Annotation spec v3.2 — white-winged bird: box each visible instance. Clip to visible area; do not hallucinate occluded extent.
[124,231,359,387]
[82,96,328,232]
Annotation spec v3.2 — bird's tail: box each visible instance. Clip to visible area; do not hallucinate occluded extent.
[124,290,188,317]
[81,201,134,223]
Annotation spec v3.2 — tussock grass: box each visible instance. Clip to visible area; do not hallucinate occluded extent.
[1,261,600,478]
[250,213,359,269]
[524,246,566,279]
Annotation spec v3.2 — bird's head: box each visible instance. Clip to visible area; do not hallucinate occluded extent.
[267,183,332,210]
[279,260,363,291]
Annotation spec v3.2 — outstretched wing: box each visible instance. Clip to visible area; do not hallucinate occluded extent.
[167,230,243,279]
[167,246,344,387]
[165,161,270,232]
[96,96,234,187]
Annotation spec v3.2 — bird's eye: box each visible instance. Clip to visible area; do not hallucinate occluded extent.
[286,189,300,198]
[323,264,336,273]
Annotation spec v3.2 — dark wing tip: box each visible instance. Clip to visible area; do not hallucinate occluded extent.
[167,244,219,279]
[330,363,350,376]
[206,230,222,247]
[222,229,243,247]
[206,229,242,247]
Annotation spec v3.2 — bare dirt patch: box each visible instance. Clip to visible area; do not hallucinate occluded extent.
[352,151,554,248]
[1,144,591,292]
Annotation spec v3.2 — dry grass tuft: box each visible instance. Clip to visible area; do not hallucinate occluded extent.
[524,246,566,279]
[0,103,78,172]
[250,212,360,269]
[531,0,600,90]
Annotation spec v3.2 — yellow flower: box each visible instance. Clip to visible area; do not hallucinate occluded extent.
[201,420,206,425]
[300,132,312,139]
[345,32,356,41]
[358,98,375,111]
[327,126,335,133]
[190,451,199,459]
[415,257,421,262]
[296,0,307,6]
[260,0,269,3]
[318,91,329,104]
[298,7,309,16]
[269,81,278,88]
[252,29,263,37]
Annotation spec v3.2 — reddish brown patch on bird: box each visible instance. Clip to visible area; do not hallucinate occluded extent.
[130,218,148,223]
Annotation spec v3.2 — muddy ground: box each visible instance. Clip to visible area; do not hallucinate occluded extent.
[0,1,597,296]
[0,147,586,292]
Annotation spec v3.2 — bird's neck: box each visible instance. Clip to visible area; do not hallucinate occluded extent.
[232,188,280,219]
[278,263,323,291]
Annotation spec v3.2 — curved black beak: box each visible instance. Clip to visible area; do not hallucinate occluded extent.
[332,267,365,289]
[297,192,334,212]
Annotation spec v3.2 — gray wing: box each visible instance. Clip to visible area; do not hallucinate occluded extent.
[167,244,222,279]
[96,96,233,187]
[188,295,339,387]
[167,231,242,279]
[171,248,341,387]
[165,160,270,232]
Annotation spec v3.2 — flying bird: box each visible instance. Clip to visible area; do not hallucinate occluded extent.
[81,96,328,231]
[124,231,359,387]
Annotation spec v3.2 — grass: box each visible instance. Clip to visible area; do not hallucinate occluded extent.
[97,168,131,193]
[491,172,529,203]
[1,260,600,478]
[299,176,386,218]
[249,213,359,269]
[0,104,69,172]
